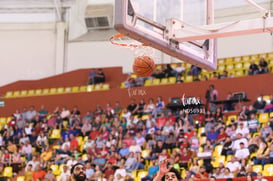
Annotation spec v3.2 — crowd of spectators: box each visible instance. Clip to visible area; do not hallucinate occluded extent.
[0,91,272,181]
[123,57,271,88]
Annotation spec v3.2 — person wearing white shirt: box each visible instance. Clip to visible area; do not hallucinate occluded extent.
[232,133,248,151]
[114,164,127,180]
[235,122,250,138]
[58,165,71,181]
[254,172,268,181]
[226,156,241,173]
[129,140,142,153]
[235,142,250,160]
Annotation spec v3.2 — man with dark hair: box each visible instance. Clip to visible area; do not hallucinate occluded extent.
[153,159,181,181]
[71,163,86,181]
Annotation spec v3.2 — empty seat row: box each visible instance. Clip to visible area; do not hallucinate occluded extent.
[5,84,110,98]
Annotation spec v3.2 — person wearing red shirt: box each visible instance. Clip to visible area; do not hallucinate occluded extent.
[176,147,191,169]
[193,166,209,180]
[89,127,100,140]
[69,134,79,151]
[217,127,227,144]
[103,162,115,179]
[184,128,194,141]
[32,165,47,181]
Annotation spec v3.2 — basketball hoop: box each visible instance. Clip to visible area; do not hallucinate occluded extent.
[110,33,157,60]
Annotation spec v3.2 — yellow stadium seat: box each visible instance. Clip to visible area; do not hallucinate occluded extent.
[102,84,110,90]
[235,70,244,77]
[226,155,232,162]
[64,87,72,93]
[53,145,60,150]
[141,150,150,158]
[94,84,102,91]
[242,56,250,61]
[226,64,234,71]
[198,127,205,137]
[213,145,223,157]
[218,65,225,72]
[152,78,160,85]
[144,79,152,86]
[161,78,169,85]
[57,87,64,94]
[270,112,273,118]
[27,89,35,96]
[50,164,60,176]
[34,89,42,96]
[82,154,88,161]
[79,86,87,92]
[0,117,7,125]
[49,88,57,94]
[76,136,83,146]
[199,136,206,145]
[251,54,258,61]
[259,113,269,124]
[120,82,125,88]
[13,91,20,97]
[267,52,273,60]
[218,59,225,65]
[235,63,243,70]
[168,77,176,84]
[5,91,13,98]
[142,114,149,120]
[184,76,193,83]
[252,165,263,173]
[42,88,49,95]
[263,95,270,102]
[137,170,148,180]
[16,176,25,181]
[263,164,273,176]
[131,171,137,180]
[3,166,13,177]
[259,53,267,59]
[86,85,93,92]
[243,61,251,69]
[234,57,241,62]
[50,129,61,139]
[212,156,226,168]
[72,86,80,93]
[20,90,27,97]
[227,115,237,125]
[225,58,233,64]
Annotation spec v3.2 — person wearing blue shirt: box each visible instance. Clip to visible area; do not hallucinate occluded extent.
[119,143,130,157]
[207,127,218,145]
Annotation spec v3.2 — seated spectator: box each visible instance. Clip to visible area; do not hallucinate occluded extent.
[248,61,259,75]
[88,68,106,85]
[44,168,56,181]
[259,57,269,74]
[247,113,260,133]
[58,165,71,181]
[254,172,268,181]
[151,68,165,79]
[210,72,219,80]
[192,166,209,180]
[152,96,166,118]
[235,122,250,138]
[219,70,229,79]
[223,92,235,112]
[174,63,186,77]
[162,64,175,78]
[206,127,218,145]
[32,165,47,181]
[220,168,234,179]
[253,141,270,166]
[234,142,250,161]
[226,156,241,173]
[261,122,272,139]
[176,75,184,83]
[253,95,266,111]
[230,133,248,154]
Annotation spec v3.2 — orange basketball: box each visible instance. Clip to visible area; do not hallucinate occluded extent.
[133,56,155,77]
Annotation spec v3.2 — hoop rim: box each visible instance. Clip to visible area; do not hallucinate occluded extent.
[110,33,148,48]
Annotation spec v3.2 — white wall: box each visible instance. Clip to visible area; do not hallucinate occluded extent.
[0,23,65,86]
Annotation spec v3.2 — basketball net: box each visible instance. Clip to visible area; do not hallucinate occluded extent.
[110,33,157,60]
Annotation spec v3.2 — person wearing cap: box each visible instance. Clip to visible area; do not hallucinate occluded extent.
[70,163,86,181]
